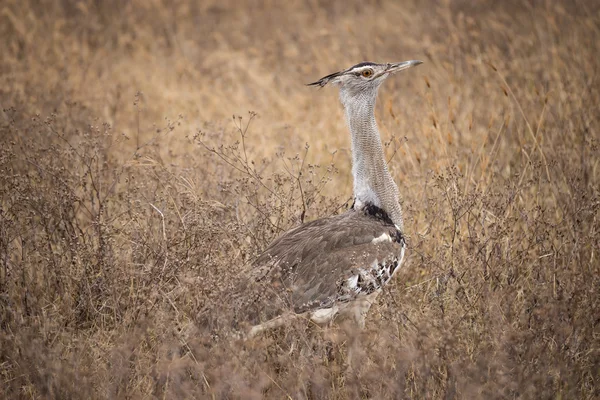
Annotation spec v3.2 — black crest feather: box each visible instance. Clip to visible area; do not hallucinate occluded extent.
[307,70,342,87]
[307,62,378,87]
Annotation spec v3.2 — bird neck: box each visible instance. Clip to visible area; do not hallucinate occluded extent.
[341,90,404,232]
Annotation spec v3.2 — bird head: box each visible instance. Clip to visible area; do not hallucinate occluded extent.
[308,60,423,98]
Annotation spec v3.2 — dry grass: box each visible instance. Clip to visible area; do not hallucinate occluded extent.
[1,0,599,398]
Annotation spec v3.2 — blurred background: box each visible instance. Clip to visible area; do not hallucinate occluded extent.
[1,0,598,398]
[5,1,596,172]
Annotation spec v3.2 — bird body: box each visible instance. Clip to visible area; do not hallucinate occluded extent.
[238,60,422,336]
[241,204,405,336]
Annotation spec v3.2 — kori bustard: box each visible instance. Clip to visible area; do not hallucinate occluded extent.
[237,60,423,337]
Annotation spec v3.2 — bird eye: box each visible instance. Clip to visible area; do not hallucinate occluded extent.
[361,69,373,78]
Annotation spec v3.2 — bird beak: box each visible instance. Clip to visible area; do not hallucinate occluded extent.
[375,60,423,79]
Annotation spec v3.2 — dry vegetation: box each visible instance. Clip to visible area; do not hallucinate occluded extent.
[1,0,599,398]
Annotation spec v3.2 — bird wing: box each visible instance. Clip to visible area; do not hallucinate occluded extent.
[236,208,405,326]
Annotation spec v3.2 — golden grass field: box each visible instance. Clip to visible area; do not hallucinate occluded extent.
[1,0,599,398]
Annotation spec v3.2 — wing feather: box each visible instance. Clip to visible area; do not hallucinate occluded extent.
[235,207,405,326]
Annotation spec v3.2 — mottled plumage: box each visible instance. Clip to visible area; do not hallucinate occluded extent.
[235,205,405,333]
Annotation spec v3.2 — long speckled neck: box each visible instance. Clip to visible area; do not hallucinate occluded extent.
[340,87,404,232]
